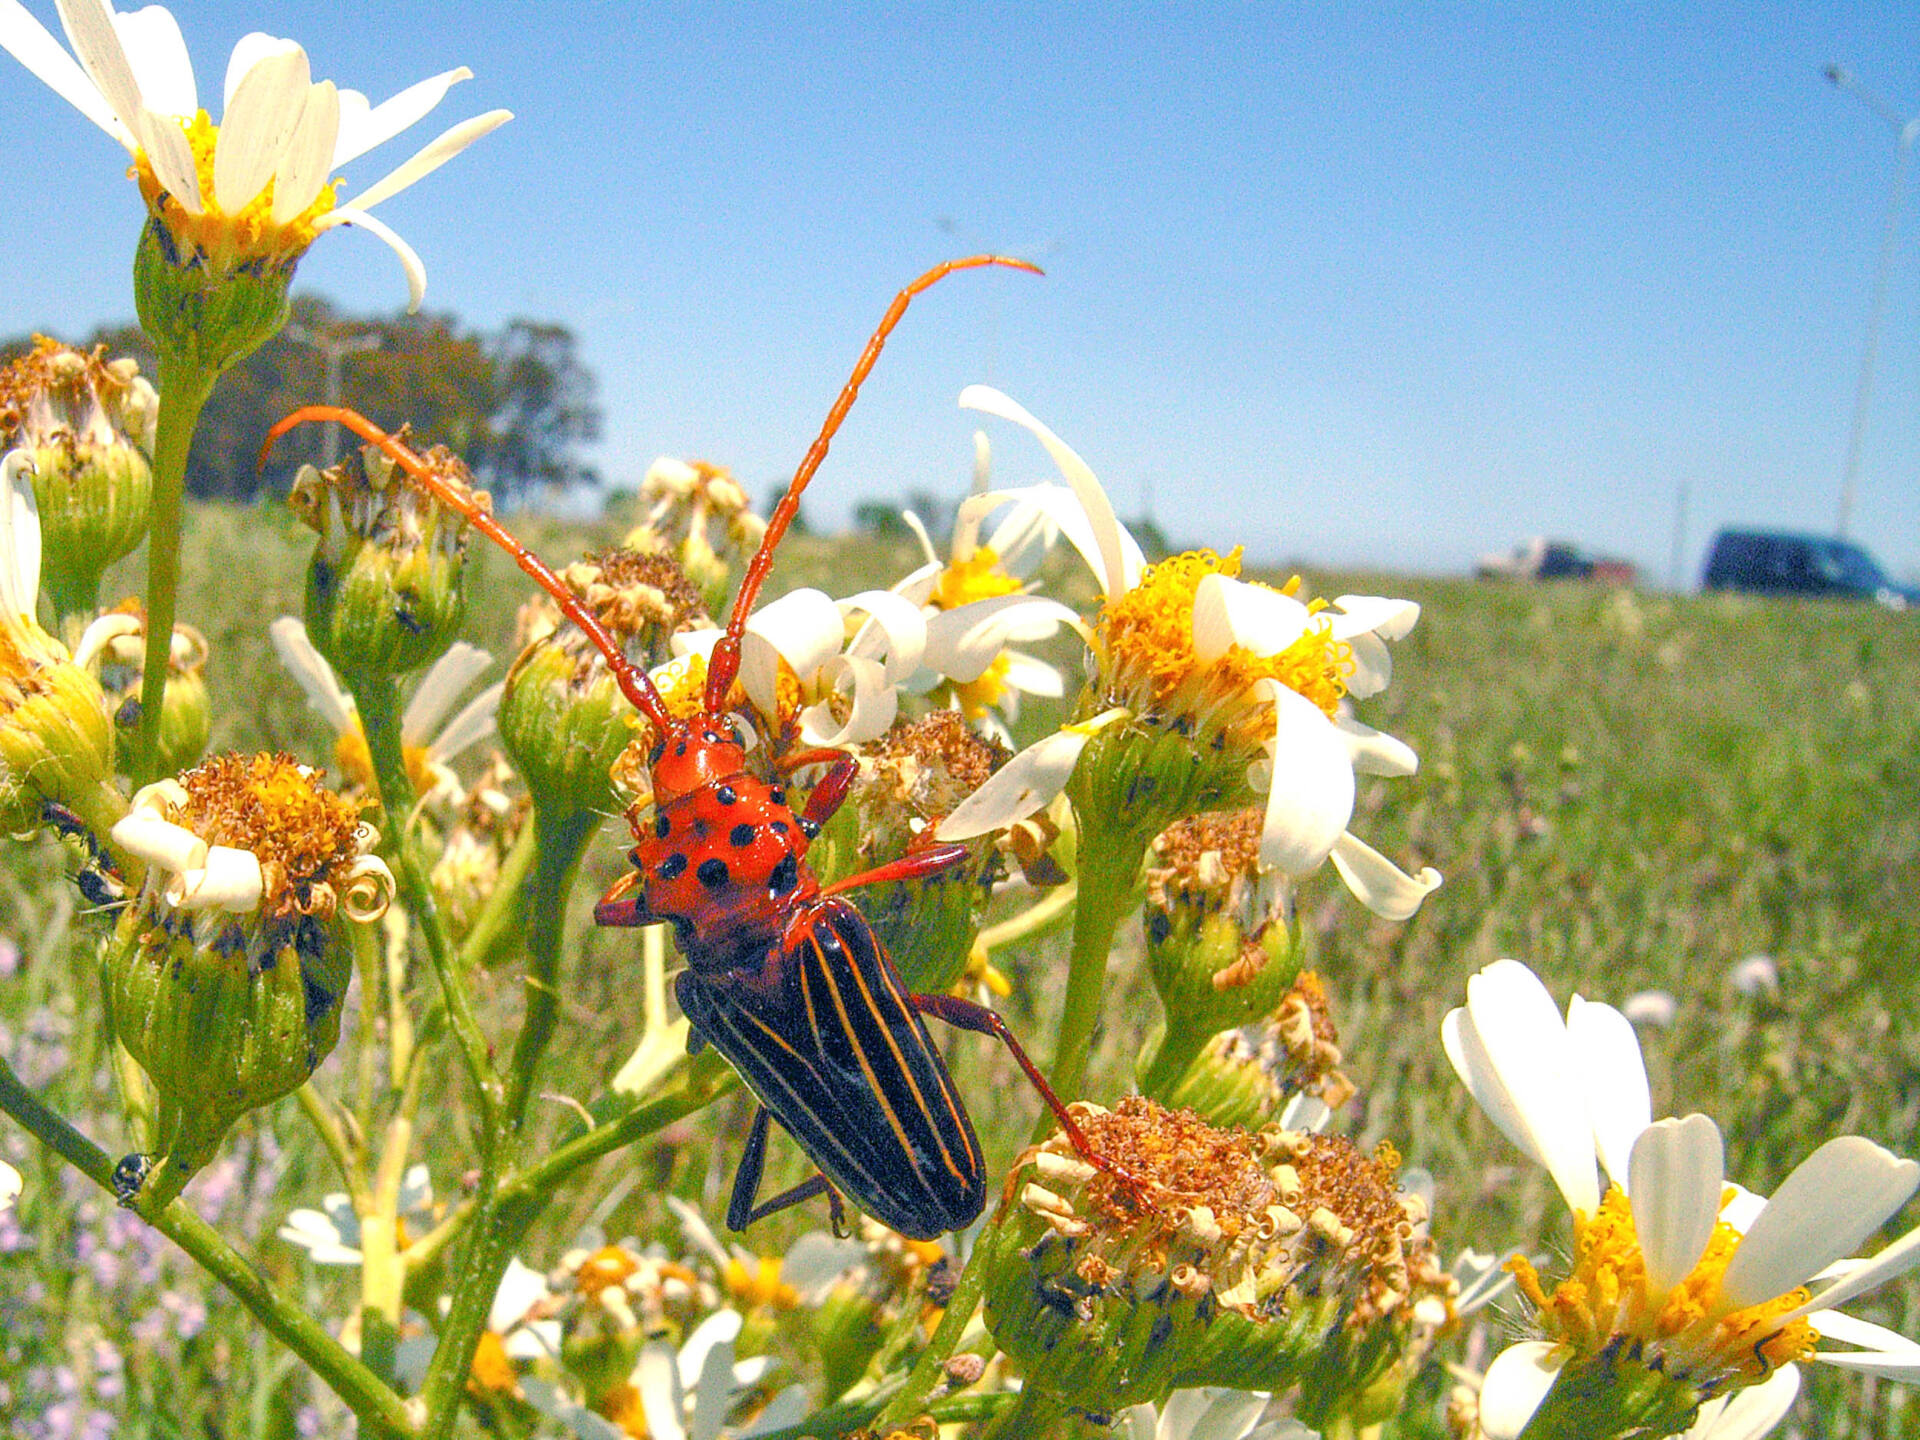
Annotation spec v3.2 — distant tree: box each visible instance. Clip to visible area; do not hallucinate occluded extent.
[1,296,599,503]
[853,500,913,539]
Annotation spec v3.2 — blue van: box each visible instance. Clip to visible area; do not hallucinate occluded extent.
[1701,530,1916,609]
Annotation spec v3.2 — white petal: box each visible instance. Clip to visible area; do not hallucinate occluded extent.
[54,0,144,139]
[111,3,191,117]
[272,78,339,223]
[1629,1115,1725,1295]
[1567,996,1652,1188]
[166,844,264,912]
[0,0,130,144]
[134,103,201,211]
[635,1340,688,1440]
[677,1310,743,1393]
[270,616,359,735]
[983,492,1059,577]
[900,509,941,568]
[1686,1365,1799,1440]
[336,107,511,214]
[214,44,311,212]
[925,594,1076,683]
[488,1256,549,1333]
[1785,1223,1920,1324]
[1256,682,1354,874]
[0,451,42,619]
[739,588,842,712]
[1478,1341,1563,1440]
[221,32,299,110]
[797,655,896,748]
[1442,960,1600,1216]
[1336,715,1418,776]
[402,640,493,744]
[331,64,472,167]
[397,1162,433,1213]
[740,1386,812,1437]
[958,386,1144,594]
[426,683,502,766]
[1344,632,1392,699]
[1808,1307,1920,1356]
[1720,1137,1920,1311]
[1192,573,1311,662]
[1326,830,1440,920]
[1002,649,1065,698]
[937,727,1092,840]
[316,205,427,311]
[1331,593,1420,642]
[837,587,928,678]
[111,805,205,875]
[1181,1387,1274,1440]
[1815,1346,1920,1380]
[0,1159,19,1211]
[71,611,141,670]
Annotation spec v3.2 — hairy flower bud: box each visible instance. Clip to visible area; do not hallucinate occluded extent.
[983,1099,1452,1421]
[500,549,709,816]
[103,754,393,1211]
[289,436,477,682]
[0,339,156,619]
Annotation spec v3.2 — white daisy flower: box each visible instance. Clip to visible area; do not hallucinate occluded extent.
[935,387,1439,921]
[1448,960,1920,1438]
[1117,1387,1291,1440]
[1,0,511,309]
[278,1161,438,1267]
[0,1159,20,1212]
[269,616,499,803]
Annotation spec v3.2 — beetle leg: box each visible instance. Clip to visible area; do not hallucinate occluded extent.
[727,1104,844,1233]
[912,993,1154,1199]
[819,843,972,899]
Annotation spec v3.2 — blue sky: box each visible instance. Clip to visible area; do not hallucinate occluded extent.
[3,2,1918,584]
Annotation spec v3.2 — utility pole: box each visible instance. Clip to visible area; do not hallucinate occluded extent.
[284,322,382,469]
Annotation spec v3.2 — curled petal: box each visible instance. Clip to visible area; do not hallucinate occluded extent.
[1326,830,1440,920]
[167,844,265,913]
[221,31,301,110]
[738,588,842,713]
[924,594,1076,683]
[1336,714,1418,776]
[1001,649,1064,698]
[837,587,928,678]
[1477,1341,1562,1440]
[1331,593,1420,642]
[958,387,1144,594]
[1256,681,1354,874]
[796,655,896,749]
[340,856,395,923]
[111,803,205,877]
[71,610,141,672]
[314,205,426,312]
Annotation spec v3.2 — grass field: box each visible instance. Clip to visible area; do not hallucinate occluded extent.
[3,500,1917,1438]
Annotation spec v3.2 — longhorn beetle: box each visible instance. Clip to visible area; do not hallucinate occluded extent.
[263,256,1129,1240]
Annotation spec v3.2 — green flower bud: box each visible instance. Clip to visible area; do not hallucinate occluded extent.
[984,1098,1452,1420]
[808,711,1006,993]
[500,548,708,817]
[103,754,394,1213]
[1064,710,1256,857]
[133,217,293,382]
[1162,973,1357,1133]
[289,438,476,682]
[0,339,156,621]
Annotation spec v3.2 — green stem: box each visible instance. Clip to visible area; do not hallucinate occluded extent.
[456,817,539,971]
[752,1390,1011,1440]
[496,805,600,1145]
[1039,810,1152,1126]
[355,675,502,1128]
[873,1214,1002,1430]
[0,1055,412,1438]
[134,357,213,789]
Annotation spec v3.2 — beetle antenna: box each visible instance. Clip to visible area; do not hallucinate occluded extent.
[260,406,674,731]
[702,254,1043,711]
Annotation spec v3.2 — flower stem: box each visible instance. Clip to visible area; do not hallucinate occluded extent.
[1038,809,1151,1127]
[456,817,538,971]
[0,1054,413,1438]
[873,1212,1004,1431]
[355,675,503,1129]
[133,356,213,789]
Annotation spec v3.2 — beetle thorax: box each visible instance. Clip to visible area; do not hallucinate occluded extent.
[629,719,820,970]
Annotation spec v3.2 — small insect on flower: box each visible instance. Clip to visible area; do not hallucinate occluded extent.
[262,257,1140,1241]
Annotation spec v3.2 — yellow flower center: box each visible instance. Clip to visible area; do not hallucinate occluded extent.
[133,111,340,273]
[1509,1186,1817,1384]
[949,652,1012,720]
[932,545,1021,611]
[724,1253,799,1312]
[1098,549,1352,732]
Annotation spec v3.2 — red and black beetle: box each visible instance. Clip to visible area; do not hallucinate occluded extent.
[265,257,1117,1239]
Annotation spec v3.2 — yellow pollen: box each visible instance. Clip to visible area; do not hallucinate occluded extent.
[1099,549,1352,727]
[133,111,340,273]
[1514,1187,1819,1383]
[932,546,1020,610]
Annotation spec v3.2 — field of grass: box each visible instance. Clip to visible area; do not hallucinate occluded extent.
[3,500,1917,1437]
